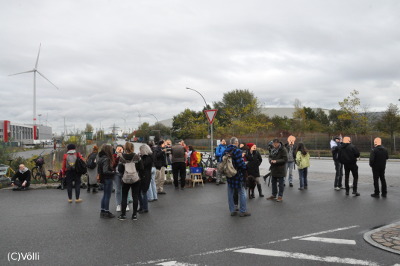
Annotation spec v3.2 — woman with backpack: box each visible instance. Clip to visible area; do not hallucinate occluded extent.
[62,144,85,203]
[245,143,264,198]
[98,144,116,218]
[117,142,144,221]
[86,145,99,193]
[295,143,310,190]
[138,144,153,213]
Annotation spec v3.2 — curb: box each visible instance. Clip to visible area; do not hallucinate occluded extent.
[364,222,400,255]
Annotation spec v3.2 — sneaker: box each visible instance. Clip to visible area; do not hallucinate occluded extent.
[230,212,237,216]
[298,187,304,190]
[381,194,387,198]
[75,199,83,203]
[371,194,380,198]
[335,187,341,191]
[132,214,138,220]
[116,205,121,212]
[353,192,360,196]
[118,215,127,220]
[103,212,115,218]
[158,191,166,195]
[259,194,264,197]
[276,196,283,202]
[289,183,293,187]
[239,212,251,217]
[234,205,239,211]
[68,199,73,203]
[138,209,148,214]
[267,196,277,200]
[126,205,130,212]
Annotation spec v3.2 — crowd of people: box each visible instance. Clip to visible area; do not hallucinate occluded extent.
[10,135,390,220]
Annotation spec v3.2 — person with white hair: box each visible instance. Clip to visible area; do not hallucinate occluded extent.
[11,164,31,191]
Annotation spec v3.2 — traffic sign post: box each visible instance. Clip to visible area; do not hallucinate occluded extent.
[204,109,218,167]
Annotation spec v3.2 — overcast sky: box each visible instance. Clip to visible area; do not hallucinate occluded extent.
[1,0,400,134]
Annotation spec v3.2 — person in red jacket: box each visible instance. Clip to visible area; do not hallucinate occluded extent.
[62,144,84,203]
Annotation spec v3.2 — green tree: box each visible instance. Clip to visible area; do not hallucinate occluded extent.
[376,103,400,153]
[338,90,369,135]
[172,109,208,139]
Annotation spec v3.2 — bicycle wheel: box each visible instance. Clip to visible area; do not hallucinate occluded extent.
[50,173,59,182]
[40,168,47,184]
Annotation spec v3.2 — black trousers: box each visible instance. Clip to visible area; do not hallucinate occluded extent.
[121,181,140,216]
[344,163,358,192]
[66,170,81,200]
[372,166,387,195]
[172,162,186,188]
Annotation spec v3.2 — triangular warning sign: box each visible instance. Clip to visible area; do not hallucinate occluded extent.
[204,109,218,124]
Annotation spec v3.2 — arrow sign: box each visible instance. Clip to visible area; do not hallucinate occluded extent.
[204,109,218,124]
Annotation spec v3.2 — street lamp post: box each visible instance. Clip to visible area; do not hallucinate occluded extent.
[149,113,160,140]
[186,87,214,167]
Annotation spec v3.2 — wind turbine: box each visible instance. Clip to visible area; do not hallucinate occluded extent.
[9,44,59,127]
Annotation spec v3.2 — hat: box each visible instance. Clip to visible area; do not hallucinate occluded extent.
[343,137,351,144]
[247,143,255,149]
[67,144,76,150]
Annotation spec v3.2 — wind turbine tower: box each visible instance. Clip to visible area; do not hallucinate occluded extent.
[9,44,59,129]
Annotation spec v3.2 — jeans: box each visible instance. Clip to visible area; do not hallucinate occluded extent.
[172,162,186,188]
[334,160,343,188]
[114,172,132,205]
[298,168,308,188]
[66,170,81,200]
[101,178,113,212]
[344,163,359,192]
[286,161,294,184]
[147,167,158,201]
[138,191,148,211]
[372,166,387,195]
[271,176,284,197]
[121,181,140,216]
[227,184,247,213]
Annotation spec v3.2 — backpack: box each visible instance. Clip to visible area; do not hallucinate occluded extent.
[122,159,140,184]
[87,153,97,169]
[66,154,77,171]
[75,154,87,175]
[217,150,237,178]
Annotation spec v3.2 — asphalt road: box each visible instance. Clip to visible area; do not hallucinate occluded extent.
[1,166,400,266]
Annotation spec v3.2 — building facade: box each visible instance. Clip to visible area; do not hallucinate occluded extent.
[0,120,52,145]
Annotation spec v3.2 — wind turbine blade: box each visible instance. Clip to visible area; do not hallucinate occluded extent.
[8,70,35,76]
[35,43,41,69]
[36,70,59,90]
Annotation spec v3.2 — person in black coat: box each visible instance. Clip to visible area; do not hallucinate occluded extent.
[11,164,31,191]
[338,136,360,196]
[369,138,389,198]
[245,143,263,198]
[138,144,153,213]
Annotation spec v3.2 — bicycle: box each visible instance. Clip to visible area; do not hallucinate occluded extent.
[200,152,217,168]
[31,154,47,184]
[0,159,16,180]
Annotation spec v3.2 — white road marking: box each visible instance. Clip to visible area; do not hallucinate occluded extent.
[300,236,356,245]
[156,261,197,266]
[291,225,360,239]
[235,248,380,266]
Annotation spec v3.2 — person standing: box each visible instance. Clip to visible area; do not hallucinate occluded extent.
[11,164,31,191]
[284,135,297,187]
[225,137,250,217]
[171,139,187,190]
[117,142,143,221]
[215,138,227,185]
[98,144,116,218]
[86,145,99,193]
[295,143,310,190]
[338,136,361,196]
[369,137,389,198]
[138,144,153,213]
[330,136,343,191]
[62,144,84,203]
[147,141,158,202]
[266,139,288,202]
[245,143,263,198]
[154,140,167,194]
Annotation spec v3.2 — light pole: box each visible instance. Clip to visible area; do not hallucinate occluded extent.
[186,87,214,167]
[148,113,160,140]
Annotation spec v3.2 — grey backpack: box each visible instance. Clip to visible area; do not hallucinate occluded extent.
[217,151,237,178]
[122,160,140,184]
